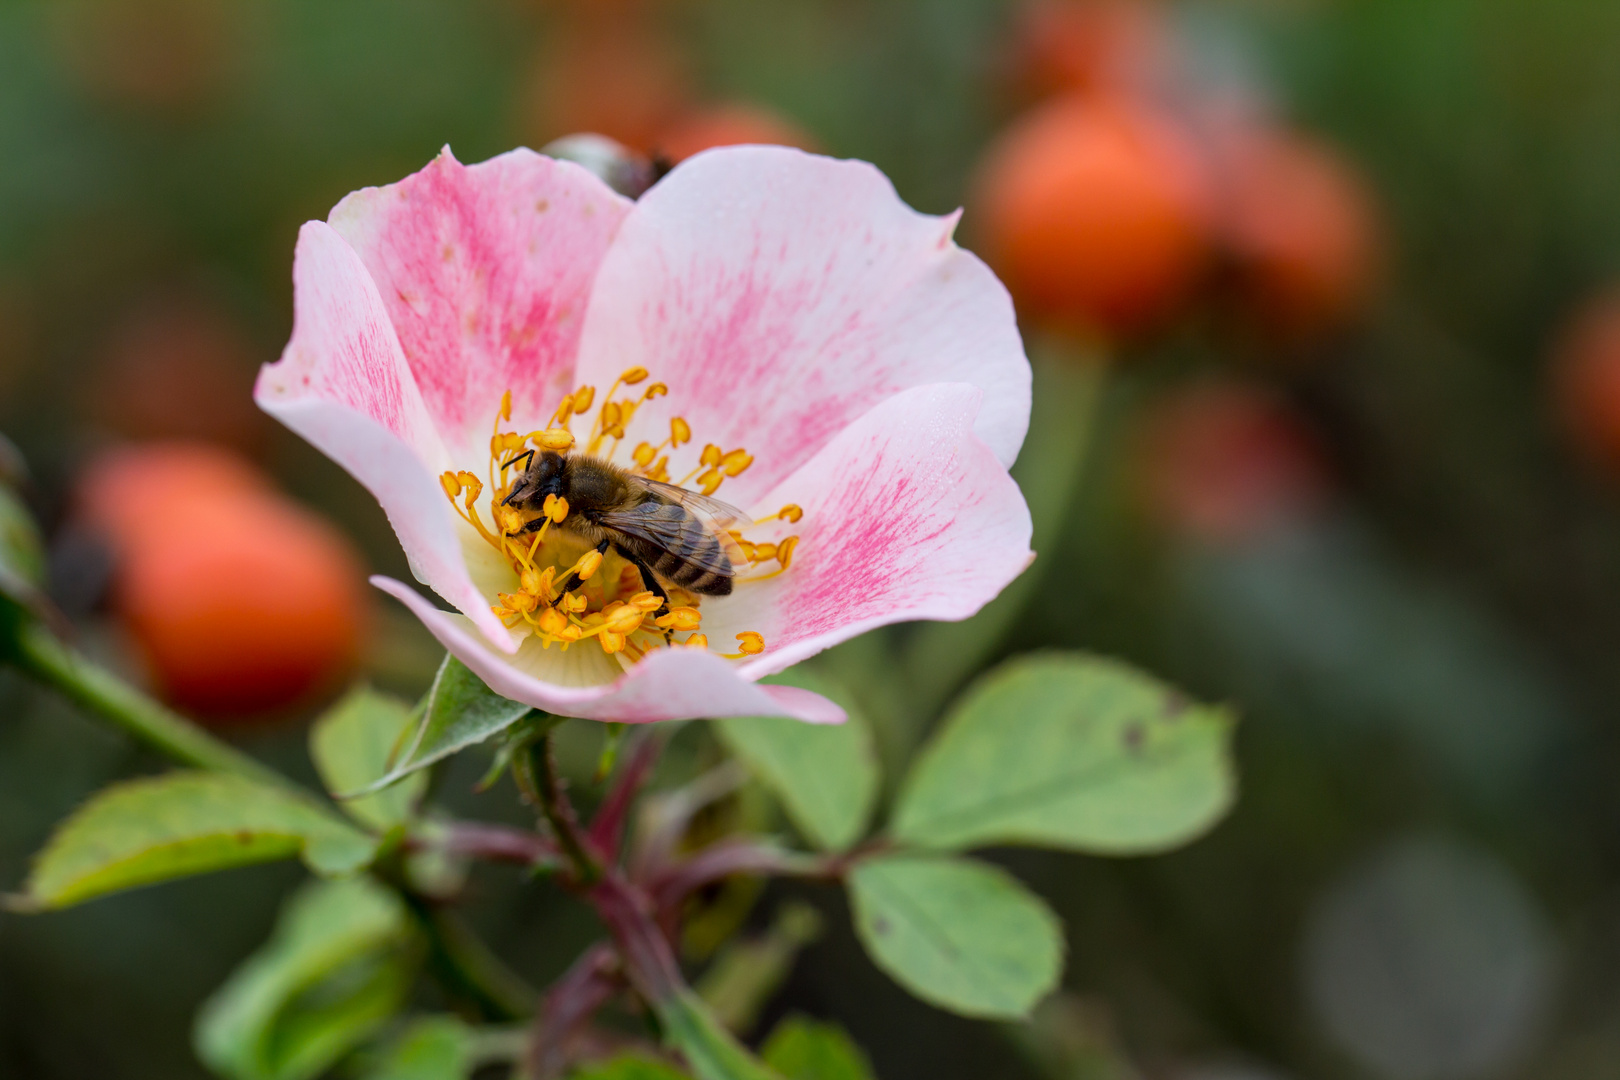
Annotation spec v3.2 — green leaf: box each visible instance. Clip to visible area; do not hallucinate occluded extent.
[891,653,1236,855]
[196,877,418,1080]
[761,1017,876,1080]
[571,1056,694,1080]
[15,772,378,910]
[0,482,60,630]
[715,670,878,851]
[311,685,428,831]
[359,1016,473,1080]
[352,655,532,796]
[846,853,1062,1020]
[653,989,785,1080]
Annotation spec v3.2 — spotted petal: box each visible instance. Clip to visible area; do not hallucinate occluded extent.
[329,146,633,457]
[570,146,1031,509]
[255,220,514,647]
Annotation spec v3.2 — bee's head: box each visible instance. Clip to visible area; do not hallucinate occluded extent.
[502,450,567,507]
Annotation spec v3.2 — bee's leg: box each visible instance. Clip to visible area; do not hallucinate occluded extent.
[505,515,550,537]
[552,538,613,595]
[613,544,675,640]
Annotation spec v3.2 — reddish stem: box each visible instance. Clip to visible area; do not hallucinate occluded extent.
[647,838,839,915]
[427,821,560,867]
[588,727,665,861]
[525,942,623,1080]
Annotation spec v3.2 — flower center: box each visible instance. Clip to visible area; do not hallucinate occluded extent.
[438,368,802,666]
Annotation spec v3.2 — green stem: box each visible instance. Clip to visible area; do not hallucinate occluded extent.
[515,727,602,885]
[6,621,289,787]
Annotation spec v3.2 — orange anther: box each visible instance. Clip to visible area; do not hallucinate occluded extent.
[735,631,765,655]
[775,535,798,568]
[620,366,649,385]
[721,449,753,477]
[600,402,620,429]
[456,472,483,498]
[571,385,596,413]
[778,504,803,523]
[633,442,656,467]
[561,593,589,614]
[698,469,724,496]
[655,606,702,631]
[574,549,604,581]
[752,541,778,563]
[440,471,462,499]
[644,382,668,399]
[536,429,575,451]
[557,623,584,642]
[499,590,537,614]
[600,630,627,654]
[537,606,569,636]
[700,443,722,467]
[629,591,664,612]
[543,494,569,523]
[604,605,647,634]
[684,633,709,649]
[500,389,513,420]
[671,418,692,446]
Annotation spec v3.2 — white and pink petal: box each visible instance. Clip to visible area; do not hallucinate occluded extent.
[329,147,633,458]
[570,146,1031,509]
[373,577,845,725]
[699,383,1035,677]
[255,222,515,648]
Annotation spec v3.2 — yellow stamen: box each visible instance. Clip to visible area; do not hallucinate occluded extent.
[620,366,649,385]
[534,428,575,451]
[445,385,787,663]
[723,632,765,658]
[655,606,702,631]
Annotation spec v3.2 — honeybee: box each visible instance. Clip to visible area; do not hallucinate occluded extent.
[501,450,746,611]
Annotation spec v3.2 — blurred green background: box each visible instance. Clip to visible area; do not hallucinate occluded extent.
[7,0,1620,1077]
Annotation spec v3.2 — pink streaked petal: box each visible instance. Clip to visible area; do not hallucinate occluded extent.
[705,383,1034,679]
[329,147,634,458]
[257,221,443,461]
[255,222,517,652]
[571,146,1031,507]
[267,402,517,652]
[373,577,846,725]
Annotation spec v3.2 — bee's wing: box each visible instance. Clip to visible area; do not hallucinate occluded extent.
[628,477,750,530]
[597,498,746,576]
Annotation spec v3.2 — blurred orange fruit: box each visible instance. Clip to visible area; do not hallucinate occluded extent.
[78,443,366,721]
[1551,287,1620,477]
[523,14,690,154]
[972,94,1212,337]
[1009,0,1169,101]
[1213,126,1381,342]
[657,102,816,162]
[1136,380,1329,543]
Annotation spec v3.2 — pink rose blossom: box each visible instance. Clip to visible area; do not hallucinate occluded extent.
[255,144,1033,724]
